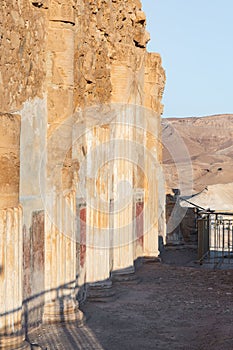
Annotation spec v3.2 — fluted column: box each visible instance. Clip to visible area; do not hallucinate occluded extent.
[43,191,83,324]
[110,58,144,280]
[43,0,83,323]
[143,128,160,259]
[142,52,166,260]
[0,207,30,349]
[111,107,136,281]
[142,111,160,259]
[85,125,114,299]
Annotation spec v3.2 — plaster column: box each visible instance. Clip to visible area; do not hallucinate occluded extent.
[111,107,136,282]
[110,59,143,281]
[142,52,166,260]
[85,125,114,300]
[0,115,29,349]
[43,191,83,324]
[43,0,83,324]
[0,207,30,349]
[143,127,160,259]
[132,106,146,263]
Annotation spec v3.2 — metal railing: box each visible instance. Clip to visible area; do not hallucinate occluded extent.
[198,212,233,268]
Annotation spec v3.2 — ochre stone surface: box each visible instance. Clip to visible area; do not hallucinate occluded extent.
[144,53,165,115]
[73,0,152,108]
[0,1,46,113]
[0,113,20,209]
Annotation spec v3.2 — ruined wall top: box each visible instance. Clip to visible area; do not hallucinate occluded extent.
[73,0,151,107]
[0,0,165,112]
[0,0,47,113]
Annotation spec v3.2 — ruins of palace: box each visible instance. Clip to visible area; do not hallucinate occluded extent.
[0,1,166,348]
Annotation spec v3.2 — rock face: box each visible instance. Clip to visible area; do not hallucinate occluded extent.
[0,1,165,348]
[162,114,233,194]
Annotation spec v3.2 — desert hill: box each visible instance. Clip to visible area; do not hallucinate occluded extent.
[162,114,233,194]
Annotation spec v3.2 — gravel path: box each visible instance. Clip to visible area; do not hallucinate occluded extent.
[29,247,233,350]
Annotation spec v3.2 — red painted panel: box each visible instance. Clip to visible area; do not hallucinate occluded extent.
[136,202,144,247]
[80,207,86,268]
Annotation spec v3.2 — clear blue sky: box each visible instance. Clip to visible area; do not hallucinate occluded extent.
[141,0,233,117]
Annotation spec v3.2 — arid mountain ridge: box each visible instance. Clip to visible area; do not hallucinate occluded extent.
[162,114,233,194]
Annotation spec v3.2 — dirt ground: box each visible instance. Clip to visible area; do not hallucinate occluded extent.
[29,247,233,350]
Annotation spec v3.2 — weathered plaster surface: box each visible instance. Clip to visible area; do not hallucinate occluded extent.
[0,0,166,347]
[0,114,20,209]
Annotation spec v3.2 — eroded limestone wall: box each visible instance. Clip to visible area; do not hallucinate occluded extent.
[0,1,46,113]
[74,0,150,108]
[0,0,166,345]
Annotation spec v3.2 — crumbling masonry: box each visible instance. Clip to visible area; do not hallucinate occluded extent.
[0,1,166,348]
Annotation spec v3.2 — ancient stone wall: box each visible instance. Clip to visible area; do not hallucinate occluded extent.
[0,1,166,348]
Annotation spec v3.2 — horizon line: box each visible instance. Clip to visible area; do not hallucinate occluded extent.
[162,113,233,119]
